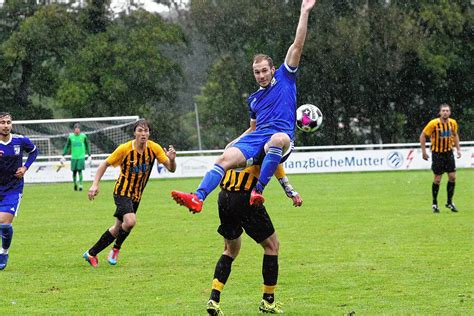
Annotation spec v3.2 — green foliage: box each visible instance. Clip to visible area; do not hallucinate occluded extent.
[0,1,472,147]
[56,10,188,146]
[79,0,112,34]
[3,5,84,95]
[0,170,472,313]
[195,55,249,148]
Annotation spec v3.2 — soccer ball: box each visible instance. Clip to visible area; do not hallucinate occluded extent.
[296,104,323,132]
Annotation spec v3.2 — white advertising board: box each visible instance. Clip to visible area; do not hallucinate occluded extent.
[24,147,473,183]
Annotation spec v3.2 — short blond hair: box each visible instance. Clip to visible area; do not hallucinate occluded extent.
[253,54,274,69]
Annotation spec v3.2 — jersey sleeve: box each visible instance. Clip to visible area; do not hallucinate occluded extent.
[452,119,459,134]
[106,144,127,167]
[280,63,298,81]
[23,136,38,169]
[62,136,71,155]
[422,120,436,136]
[149,142,169,164]
[84,134,91,155]
[247,99,257,120]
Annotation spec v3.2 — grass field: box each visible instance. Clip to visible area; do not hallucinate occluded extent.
[1,169,473,315]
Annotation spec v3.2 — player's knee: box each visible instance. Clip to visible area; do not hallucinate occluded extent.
[217,148,245,169]
[224,240,241,258]
[262,237,279,255]
[123,219,136,231]
[268,133,290,148]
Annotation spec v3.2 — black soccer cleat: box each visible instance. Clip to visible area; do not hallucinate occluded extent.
[445,203,458,213]
[432,204,440,213]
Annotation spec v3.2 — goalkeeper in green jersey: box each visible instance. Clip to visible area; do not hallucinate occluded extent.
[61,123,91,191]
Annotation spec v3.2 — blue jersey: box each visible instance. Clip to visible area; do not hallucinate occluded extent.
[247,63,298,139]
[0,134,38,196]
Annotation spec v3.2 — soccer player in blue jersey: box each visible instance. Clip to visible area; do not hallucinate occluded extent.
[172,0,317,213]
[0,112,38,270]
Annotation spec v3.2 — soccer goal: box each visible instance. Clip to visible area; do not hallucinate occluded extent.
[13,116,140,157]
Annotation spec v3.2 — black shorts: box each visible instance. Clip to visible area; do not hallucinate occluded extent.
[431,151,456,175]
[217,190,275,244]
[113,195,140,222]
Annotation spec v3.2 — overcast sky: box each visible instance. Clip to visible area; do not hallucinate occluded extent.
[111,0,169,13]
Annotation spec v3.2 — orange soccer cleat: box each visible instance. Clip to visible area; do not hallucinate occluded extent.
[171,191,203,213]
[83,251,98,268]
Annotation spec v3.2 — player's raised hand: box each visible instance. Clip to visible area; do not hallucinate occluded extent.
[88,184,99,200]
[302,0,317,11]
[164,145,176,160]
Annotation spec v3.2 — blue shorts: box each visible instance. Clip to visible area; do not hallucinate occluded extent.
[0,193,22,215]
[233,130,294,166]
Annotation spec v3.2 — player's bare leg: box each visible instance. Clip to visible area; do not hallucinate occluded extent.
[207,238,241,315]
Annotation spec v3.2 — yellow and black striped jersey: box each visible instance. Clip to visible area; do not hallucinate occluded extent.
[106,140,169,201]
[220,164,286,192]
[422,118,459,153]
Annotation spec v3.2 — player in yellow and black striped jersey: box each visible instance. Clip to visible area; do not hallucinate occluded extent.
[206,163,302,315]
[420,104,461,213]
[82,119,176,267]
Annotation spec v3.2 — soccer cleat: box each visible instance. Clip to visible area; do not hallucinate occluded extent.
[171,191,203,213]
[250,189,265,206]
[259,299,284,314]
[83,251,98,267]
[445,203,458,212]
[0,253,9,270]
[206,300,224,315]
[432,204,440,213]
[74,184,78,191]
[107,247,120,265]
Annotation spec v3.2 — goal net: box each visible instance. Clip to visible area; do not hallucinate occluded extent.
[13,116,140,157]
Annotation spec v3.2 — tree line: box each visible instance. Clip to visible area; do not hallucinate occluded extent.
[1,0,472,149]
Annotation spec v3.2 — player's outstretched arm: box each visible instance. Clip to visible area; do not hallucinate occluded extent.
[285,0,317,68]
[88,161,110,200]
[278,176,303,207]
[275,164,303,207]
[163,145,177,172]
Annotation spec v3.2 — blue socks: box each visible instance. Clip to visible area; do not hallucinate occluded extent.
[196,164,225,201]
[0,224,13,252]
[255,146,283,193]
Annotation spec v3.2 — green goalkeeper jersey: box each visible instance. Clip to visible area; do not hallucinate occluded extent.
[63,133,90,159]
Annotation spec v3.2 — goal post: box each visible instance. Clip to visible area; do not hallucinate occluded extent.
[13,116,140,157]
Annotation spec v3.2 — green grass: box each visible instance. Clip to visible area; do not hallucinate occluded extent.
[1,170,473,315]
